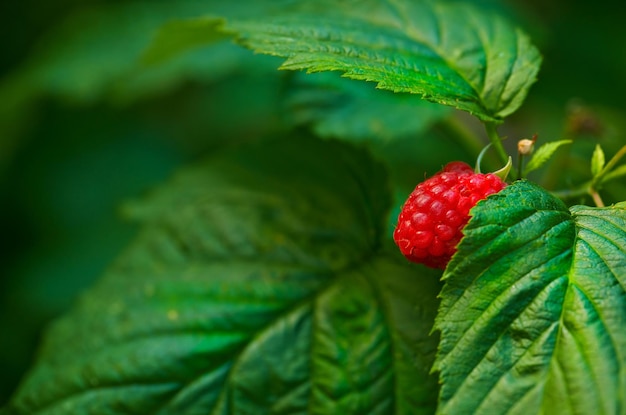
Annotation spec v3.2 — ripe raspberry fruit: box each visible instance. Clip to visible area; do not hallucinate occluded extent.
[394,161,507,269]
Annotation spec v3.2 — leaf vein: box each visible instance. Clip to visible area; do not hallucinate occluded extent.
[576,227,626,292]
[439,210,570,326]
[471,321,559,413]
[567,284,615,415]
[494,27,520,114]
[443,273,566,398]
[361,271,398,415]
[560,318,603,413]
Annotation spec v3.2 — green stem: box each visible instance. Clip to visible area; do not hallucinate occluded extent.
[484,122,509,165]
[484,122,516,177]
[555,144,626,206]
[590,189,605,207]
[551,179,606,207]
[551,183,590,200]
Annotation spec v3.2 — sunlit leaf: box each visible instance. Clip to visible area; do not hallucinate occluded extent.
[524,139,572,176]
[221,0,542,121]
[591,143,606,177]
[434,180,626,414]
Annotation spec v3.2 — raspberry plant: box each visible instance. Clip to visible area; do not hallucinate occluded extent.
[1,0,625,414]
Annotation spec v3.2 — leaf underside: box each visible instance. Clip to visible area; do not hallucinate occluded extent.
[221,0,542,121]
[5,136,441,415]
[434,180,626,414]
[284,71,450,141]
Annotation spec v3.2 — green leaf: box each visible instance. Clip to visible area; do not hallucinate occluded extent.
[221,0,542,121]
[5,135,441,415]
[523,139,572,175]
[285,71,450,141]
[591,143,606,177]
[434,180,626,414]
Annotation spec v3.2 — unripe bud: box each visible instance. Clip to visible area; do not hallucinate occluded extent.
[517,139,535,155]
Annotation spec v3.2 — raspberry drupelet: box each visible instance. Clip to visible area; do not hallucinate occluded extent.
[393,161,507,269]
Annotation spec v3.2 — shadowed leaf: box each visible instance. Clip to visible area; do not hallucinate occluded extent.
[5,136,441,415]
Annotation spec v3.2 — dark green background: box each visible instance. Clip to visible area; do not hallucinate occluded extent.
[1,0,625,405]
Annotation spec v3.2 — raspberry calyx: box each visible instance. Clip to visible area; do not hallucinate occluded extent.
[393,161,507,269]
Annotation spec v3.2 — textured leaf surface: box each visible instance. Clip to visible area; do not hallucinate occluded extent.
[434,180,626,414]
[285,71,450,141]
[5,136,441,415]
[222,0,542,121]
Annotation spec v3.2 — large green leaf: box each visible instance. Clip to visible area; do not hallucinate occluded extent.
[4,136,441,414]
[221,0,542,121]
[0,0,541,119]
[434,180,626,414]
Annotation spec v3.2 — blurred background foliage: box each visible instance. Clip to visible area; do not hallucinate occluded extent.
[1,0,625,404]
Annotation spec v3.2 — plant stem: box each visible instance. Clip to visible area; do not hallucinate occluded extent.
[484,122,517,177]
[552,180,607,207]
[590,190,605,207]
[551,184,590,201]
[484,122,509,165]
[554,144,626,206]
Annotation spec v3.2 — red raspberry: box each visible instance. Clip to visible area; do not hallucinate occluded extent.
[393,161,507,269]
